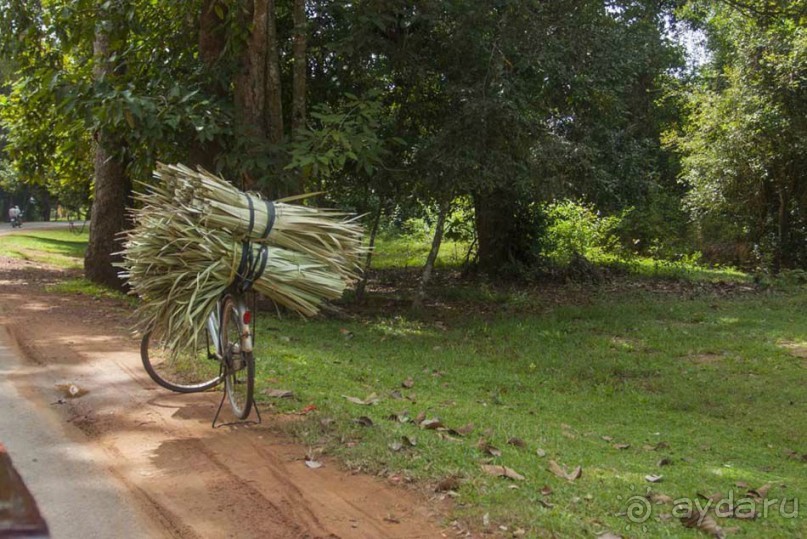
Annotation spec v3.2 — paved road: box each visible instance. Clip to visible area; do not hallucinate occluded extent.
[0,320,158,538]
[0,221,76,235]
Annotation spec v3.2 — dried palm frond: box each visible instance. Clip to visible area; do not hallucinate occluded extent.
[118,162,364,354]
[154,163,365,277]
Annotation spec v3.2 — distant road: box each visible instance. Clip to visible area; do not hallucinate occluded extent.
[0,221,78,236]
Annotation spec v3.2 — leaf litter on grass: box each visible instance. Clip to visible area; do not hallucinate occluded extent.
[548,460,582,482]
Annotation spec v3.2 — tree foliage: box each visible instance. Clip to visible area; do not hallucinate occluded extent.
[1,0,802,281]
[671,1,807,269]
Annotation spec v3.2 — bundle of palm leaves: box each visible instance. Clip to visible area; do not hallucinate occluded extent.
[119,162,364,351]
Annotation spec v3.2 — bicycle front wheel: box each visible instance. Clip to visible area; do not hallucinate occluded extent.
[221,295,255,419]
[141,331,224,393]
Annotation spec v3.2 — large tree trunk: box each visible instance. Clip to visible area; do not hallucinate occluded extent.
[289,0,308,194]
[291,0,307,134]
[265,0,283,145]
[474,190,521,273]
[189,0,228,170]
[85,17,130,290]
[235,0,268,143]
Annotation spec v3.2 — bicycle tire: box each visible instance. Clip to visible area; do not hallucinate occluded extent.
[221,295,255,419]
[141,331,224,393]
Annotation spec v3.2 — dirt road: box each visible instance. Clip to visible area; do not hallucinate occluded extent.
[0,254,450,538]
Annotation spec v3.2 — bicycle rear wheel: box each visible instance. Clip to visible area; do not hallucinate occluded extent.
[141,330,224,393]
[221,295,254,419]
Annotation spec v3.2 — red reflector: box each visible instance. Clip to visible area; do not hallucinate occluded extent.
[243,311,252,325]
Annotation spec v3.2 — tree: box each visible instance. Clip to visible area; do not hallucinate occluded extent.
[1,0,231,286]
[671,1,807,270]
[84,1,131,288]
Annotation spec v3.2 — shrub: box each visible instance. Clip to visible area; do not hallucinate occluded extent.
[544,200,627,264]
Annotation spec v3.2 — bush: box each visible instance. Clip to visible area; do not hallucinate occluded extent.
[544,200,626,264]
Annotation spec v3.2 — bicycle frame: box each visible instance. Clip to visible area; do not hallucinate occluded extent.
[207,293,253,359]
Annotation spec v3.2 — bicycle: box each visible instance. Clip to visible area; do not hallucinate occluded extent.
[140,242,268,426]
[67,211,88,235]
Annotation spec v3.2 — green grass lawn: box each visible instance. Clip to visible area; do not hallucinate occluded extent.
[371,232,471,269]
[0,229,89,268]
[253,287,806,538]
[5,227,804,536]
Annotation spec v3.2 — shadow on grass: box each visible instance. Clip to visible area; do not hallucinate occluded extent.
[11,234,87,258]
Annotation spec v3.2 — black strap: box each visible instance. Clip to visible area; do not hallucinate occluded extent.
[234,242,269,293]
[246,195,255,236]
[235,241,251,282]
[261,201,276,239]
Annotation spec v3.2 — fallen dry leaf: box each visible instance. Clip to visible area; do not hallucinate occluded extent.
[535,448,547,458]
[645,474,664,483]
[481,465,525,481]
[415,411,426,424]
[299,403,317,414]
[784,449,807,461]
[420,418,443,430]
[597,533,623,539]
[536,499,554,508]
[343,393,380,405]
[435,476,462,492]
[613,443,631,450]
[387,411,411,423]
[304,459,323,469]
[402,377,415,389]
[402,435,417,447]
[657,458,672,467]
[264,388,294,399]
[601,436,614,442]
[455,423,475,436]
[353,416,374,427]
[680,509,726,539]
[437,432,463,443]
[642,441,670,451]
[507,437,527,448]
[388,441,403,452]
[478,439,502,457]
[540,485,553,496]
[748,483,772,500]
[548,460,582,482]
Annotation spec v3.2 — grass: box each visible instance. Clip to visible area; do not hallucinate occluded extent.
[371,232,471,269]
[0,229,135,304]
[600,254,751,283]
[252,286,806,538]
[45,278,136,304]
[0,229,89,268]
[6,226,804,536]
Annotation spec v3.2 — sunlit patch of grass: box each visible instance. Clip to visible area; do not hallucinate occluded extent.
[597,254,750,282]
[371,233,470,269]
[46,278,136,305]
[253,288,807,538]
[0,229,89,268]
